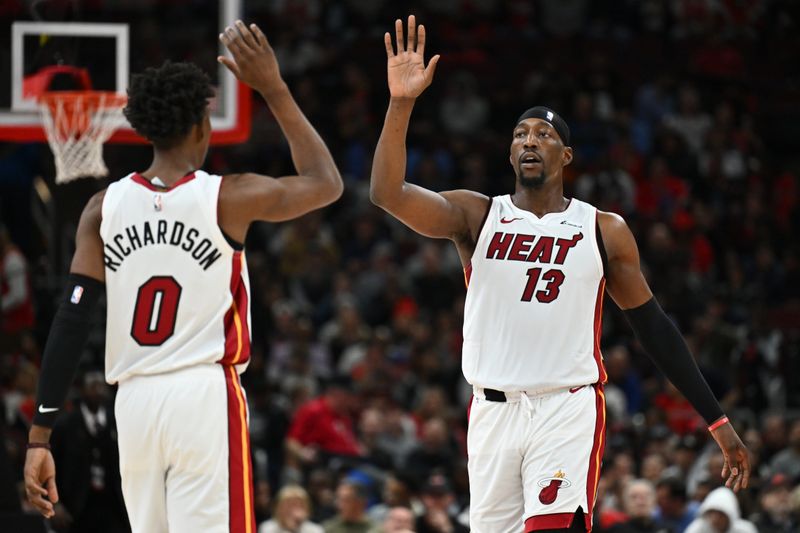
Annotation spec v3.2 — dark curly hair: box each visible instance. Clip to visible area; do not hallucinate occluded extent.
[123,61,214,149]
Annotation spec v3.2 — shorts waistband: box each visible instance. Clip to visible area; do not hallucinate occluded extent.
[473,384,590,403]
[118,364,225,388]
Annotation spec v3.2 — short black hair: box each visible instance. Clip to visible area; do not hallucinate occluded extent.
[656,477,687,501]
[124,61,213,149]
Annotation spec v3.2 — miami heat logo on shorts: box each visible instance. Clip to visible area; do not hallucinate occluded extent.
[537,469,572,505]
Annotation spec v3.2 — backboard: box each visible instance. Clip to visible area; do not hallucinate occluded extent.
[0,0,249,144]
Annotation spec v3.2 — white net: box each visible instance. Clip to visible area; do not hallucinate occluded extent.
[38,92,127,184]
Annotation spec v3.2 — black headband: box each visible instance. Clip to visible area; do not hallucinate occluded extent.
[516,106,570,145]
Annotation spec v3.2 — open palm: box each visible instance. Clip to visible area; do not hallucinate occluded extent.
[384,15,440,99]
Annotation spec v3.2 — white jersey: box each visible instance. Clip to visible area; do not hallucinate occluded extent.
[462,195,606,393]
[100,170,251,383]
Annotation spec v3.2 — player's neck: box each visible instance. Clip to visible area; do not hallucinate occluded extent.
[511,180,568,218]
[141,149,199,187]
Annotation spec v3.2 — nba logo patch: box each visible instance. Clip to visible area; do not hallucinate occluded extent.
[70,285,84,304]
[154,194,163,211]
[546,111,554,121]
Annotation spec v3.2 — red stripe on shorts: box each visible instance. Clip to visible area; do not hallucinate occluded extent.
[584,385,607,532]
[225,366,255,533]
[592,278,607,383]
[221,251,251,365]
[525,512,577,531]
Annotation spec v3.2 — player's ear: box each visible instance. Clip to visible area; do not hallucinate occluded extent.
[193,115,210,143]
[562,146,573,167]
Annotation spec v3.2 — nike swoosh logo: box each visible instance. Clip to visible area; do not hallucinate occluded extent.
[500,217,523,224]
[38,405,59,414]
[560,221,583,228]
[568,386,585,394]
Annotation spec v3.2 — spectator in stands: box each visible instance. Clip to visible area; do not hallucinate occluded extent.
[286,376,362,469]
[663,85,712,155]
[770,419,800,481]
[358,407,395,470]
[685,487,757,533]
[655,476,697,533]
[403,417,456,487]
[415,473,468,533]
[662,435,701,481]
[367,506,415,533]
[259,485,323,533]
[0,222,35,355]
[761,414,788,464]
[609,479,667,533]
[367,474,415,525]
[749,473,797,533]
[322,480,373,533]
[641,453,667,483]
[307,469,336,524]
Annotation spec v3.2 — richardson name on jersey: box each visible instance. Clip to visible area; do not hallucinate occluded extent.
[103,219,222,272]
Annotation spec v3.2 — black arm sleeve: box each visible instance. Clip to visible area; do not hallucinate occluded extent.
[32,273,103,427]
[623,297,724,425]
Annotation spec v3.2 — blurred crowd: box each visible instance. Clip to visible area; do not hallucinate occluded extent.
[2,1,800,532]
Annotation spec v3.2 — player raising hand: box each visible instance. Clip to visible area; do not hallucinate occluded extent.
[24,20,341,533]
[370,15,749,533]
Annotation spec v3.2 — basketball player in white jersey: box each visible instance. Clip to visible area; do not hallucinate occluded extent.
[24,21,342,533]
[371,16,750,533]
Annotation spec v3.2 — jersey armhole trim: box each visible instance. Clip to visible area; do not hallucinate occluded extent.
[595,213,608,277]
[221,229,244,251]
[215,174,245,251]
[474,197,493,243]
[464,197,494,272]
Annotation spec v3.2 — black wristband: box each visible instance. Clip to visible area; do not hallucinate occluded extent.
[624,298,724,425]
[33,273,104,427]
[26,442,52,451]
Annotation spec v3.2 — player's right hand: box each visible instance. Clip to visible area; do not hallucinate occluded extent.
[23,447,59,518]
[218,20,284,95]
[384,15,440,99]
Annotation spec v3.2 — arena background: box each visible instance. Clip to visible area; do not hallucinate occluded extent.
[1,1,800,532]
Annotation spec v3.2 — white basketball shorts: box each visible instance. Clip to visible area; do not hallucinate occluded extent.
[467,384,606,532]
[115,364,256,533]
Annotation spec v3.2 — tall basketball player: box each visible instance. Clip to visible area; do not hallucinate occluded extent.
[24,21,342,533]
[371,16,750,533]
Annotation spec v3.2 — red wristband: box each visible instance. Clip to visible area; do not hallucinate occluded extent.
[708,416,729,432]
[26,442,51,451]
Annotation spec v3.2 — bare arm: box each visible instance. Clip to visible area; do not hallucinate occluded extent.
[370,16,485,241]
[217,21,343,239]
[599,211,750,491]
[68,191,106,282]
[597,211,652,309]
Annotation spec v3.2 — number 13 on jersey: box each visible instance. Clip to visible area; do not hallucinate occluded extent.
[521,268,565,303]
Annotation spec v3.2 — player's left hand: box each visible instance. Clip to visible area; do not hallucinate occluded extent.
[23,446,59,518]
[219,20,284,95]
[710,422,750,492]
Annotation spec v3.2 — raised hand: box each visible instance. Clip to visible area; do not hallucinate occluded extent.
[219,20,284,94]
[710,422,751,492]
[384,15,440,99]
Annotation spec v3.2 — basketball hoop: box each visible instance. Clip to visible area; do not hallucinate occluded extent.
[38,91,127,183]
